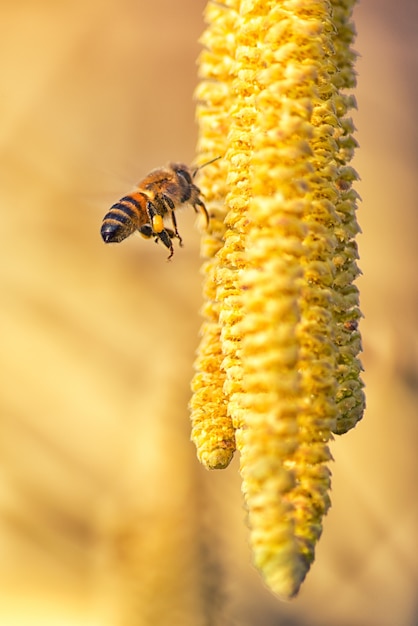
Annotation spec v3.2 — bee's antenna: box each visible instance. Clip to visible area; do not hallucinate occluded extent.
[192,156,221,178]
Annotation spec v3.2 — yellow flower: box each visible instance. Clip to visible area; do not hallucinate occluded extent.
[191,0,364,598]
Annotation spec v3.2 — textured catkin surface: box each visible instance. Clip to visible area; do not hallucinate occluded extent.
[192,0,365,600]
[0,1,417,625]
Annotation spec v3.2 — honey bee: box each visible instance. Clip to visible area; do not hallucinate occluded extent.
[100,157,220,259]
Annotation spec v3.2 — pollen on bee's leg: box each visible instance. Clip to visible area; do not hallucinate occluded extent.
[152,214,164,233]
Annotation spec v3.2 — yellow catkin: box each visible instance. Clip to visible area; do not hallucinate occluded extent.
[189,0,238,469]
[228,1,338,598]
[284,6,339,575]
[193,0,363,598]
[328,0,365,434]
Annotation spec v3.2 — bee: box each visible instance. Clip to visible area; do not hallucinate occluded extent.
[100,157,220,259]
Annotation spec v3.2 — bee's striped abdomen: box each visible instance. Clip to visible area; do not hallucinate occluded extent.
[101,195,144,243]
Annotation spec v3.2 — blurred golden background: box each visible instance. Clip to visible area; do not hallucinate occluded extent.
[0,1,417,624]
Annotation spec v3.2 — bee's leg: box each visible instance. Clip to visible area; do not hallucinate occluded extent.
[146,200,175,258]
[161,194,175,211]
[169,209,183,247]
[157,228,174,260]
[139,224,153,239]
[159,195,182,246]
[194,198,210,227]
[139,223,174,258]
[146,200,164,234]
